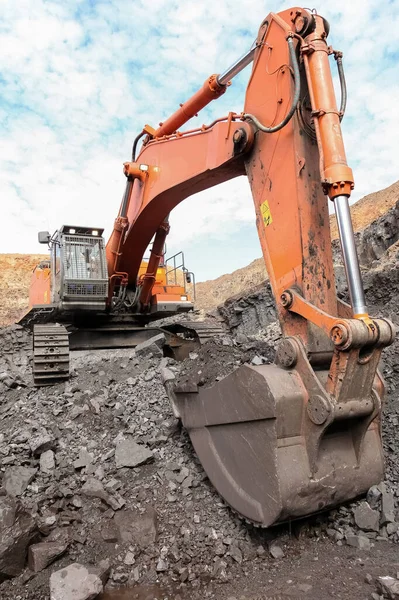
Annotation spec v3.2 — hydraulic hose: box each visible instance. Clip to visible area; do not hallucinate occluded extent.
[335,53,347,120]
[243,36,300,133]
[132,131,146,161]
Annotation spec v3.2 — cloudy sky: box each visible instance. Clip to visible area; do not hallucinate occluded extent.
[1,0,398,281]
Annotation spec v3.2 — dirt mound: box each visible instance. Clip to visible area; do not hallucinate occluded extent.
[175,338,275,390]
[0,254,46,326]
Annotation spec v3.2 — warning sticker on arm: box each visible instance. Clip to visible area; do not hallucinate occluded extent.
[260,200,273,227]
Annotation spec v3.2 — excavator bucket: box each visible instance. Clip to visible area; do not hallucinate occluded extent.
[172,352,385,527]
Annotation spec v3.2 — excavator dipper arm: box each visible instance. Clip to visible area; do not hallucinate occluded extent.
[106,7,395,526]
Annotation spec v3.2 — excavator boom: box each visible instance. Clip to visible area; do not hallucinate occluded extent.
[105,7,395,526]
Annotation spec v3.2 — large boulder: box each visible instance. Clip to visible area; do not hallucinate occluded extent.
[114,507,158,549]
[0,495,38,582]
[50,563,103,600]
[3,466,37,497]
[134,333,165,358]
[28,541,68,573]
[115,438,153,468]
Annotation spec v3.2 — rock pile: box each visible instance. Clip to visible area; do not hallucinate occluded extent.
[0,327,286,599]
[0,310,398,599]
[325,482,398,550]
[376,575,399,600]
[0,214,398,598]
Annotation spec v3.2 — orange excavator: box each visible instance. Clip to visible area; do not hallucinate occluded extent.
[23,6,395,526]
[21,229,206,384]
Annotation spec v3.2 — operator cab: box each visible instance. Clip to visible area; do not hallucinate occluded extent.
[39,225,108,311]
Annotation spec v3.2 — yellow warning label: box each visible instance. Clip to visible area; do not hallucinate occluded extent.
[260,199,273,227]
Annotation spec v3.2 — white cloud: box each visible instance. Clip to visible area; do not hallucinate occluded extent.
[0,0,398,281]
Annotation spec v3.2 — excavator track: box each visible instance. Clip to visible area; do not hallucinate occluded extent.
[179,321,225,343]
[163,320,225,345]
[33,324,70,386]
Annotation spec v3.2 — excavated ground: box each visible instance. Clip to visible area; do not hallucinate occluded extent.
[0,215,398,599]
[175,339,275,389]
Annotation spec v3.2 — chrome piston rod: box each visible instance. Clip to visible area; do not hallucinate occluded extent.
[333,194,368,317]
[217,47,256,86]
